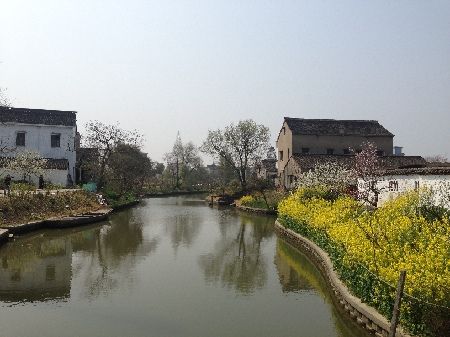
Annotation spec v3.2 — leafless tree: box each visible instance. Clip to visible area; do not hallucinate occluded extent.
[83,121,143,189]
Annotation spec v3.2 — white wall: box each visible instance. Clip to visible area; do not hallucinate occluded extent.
[1,168,69,187]
[0,122,76,179]
[358,175,450,208]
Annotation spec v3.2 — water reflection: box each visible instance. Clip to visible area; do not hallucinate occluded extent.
[164,213,202,251]
[0,235,72,302]
[0,208,159,303]
[198,212,274,294]
[275,239,372,337]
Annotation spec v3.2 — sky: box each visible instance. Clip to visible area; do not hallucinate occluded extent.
[1,0,449,162]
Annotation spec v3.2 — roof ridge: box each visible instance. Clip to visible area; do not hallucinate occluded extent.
[284,117,380,123]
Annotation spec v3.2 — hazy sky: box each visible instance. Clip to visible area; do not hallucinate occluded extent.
[1,0,449,162]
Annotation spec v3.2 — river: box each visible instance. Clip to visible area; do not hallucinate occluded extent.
[0,195,370,337]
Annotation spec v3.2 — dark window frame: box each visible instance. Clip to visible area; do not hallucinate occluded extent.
[16,132,26,146]
[51,133,61,148]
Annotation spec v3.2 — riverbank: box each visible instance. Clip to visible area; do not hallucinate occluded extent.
[275,220,412,337]
[145,190,207,198]
[0,190,116,245]
[235,201,277,215]
[0,208,112,236]
[277,188,450,337]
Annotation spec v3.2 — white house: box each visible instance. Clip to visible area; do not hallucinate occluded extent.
[358,167,450,209]
[0,107,77,186]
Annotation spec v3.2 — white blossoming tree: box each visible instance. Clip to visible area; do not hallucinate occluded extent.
[6,150,47,182]
[354,141,384,207]
[296,161,356,197]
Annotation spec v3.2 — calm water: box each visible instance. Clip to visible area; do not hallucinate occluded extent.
[0,196,370,337]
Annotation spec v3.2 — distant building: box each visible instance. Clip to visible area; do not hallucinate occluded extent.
[276,117,425,189]
[0,107,77,186]
[255,147,278,184]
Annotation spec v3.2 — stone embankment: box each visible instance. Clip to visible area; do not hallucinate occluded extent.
[275,220,413,337]
[0,208,112,245]
[235,203,277,215]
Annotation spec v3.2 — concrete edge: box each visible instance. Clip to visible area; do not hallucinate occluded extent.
[235,203,277,215]
[0,208,113,239]
[275,220,414,337]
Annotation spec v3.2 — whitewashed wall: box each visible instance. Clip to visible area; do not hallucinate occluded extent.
[358,175,450,208]
[1,168,69,187]
[0,123,76,179]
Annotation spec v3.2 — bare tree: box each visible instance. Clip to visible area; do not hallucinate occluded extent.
[201,120,270,191]
[0,87,11,107]
[83,121,143,189]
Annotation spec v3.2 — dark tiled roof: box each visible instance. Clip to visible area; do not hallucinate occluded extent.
[284,117,394,137]
[383,167,450,176]
[0,107,76,127]
[45,158,69,170]
[289,154,426,171]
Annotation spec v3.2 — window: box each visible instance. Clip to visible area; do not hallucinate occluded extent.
[376,150,384,156]
[414,181,420,191]
[389,180,399,192]
[288,148,290,158]
[51,133,61,148]
[16,132,25,146]
[282,127,286,135]
[343,148,350,155]
[301,147,309,154]
[327,148,334,155]
[279,151,283,161]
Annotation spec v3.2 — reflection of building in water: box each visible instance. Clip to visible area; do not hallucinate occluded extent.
[274,240,313,293]
[0,238,72,302]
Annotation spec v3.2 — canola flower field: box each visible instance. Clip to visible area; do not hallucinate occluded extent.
[278,188,450,336]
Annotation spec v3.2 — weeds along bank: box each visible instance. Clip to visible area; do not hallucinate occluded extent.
[238,190,287,211]
[278,188,450,337]
[0,190,102,226]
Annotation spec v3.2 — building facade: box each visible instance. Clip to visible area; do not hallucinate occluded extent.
[358,167,450,208]
[276,117,426,189]
[0,107,77,186]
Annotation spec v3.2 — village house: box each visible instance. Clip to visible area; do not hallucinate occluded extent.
[0,107,77,186]
[358,166,450,208]
[255,147,278,185]
[276,117,426,189]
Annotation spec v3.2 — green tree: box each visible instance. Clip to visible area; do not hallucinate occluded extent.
[164,133,202,190]
[201,119,270,191]
[106,143,153,195]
